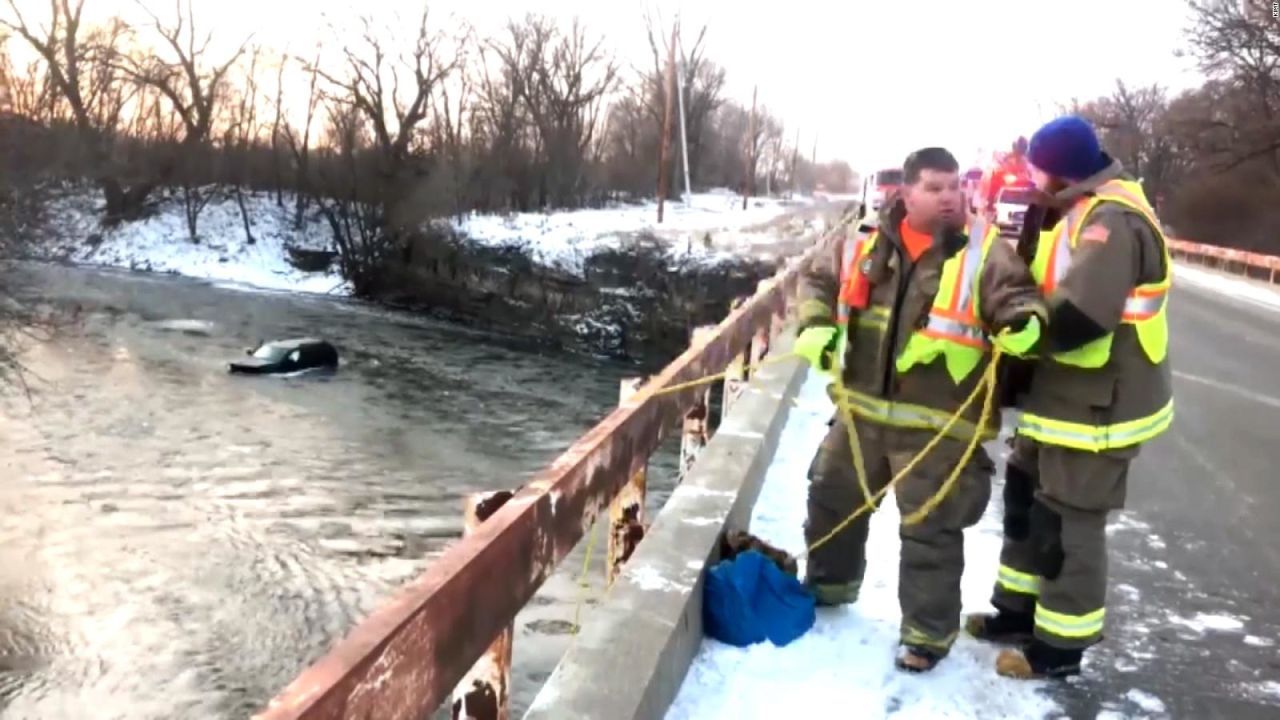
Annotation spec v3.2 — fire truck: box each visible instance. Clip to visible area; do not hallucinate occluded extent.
[977,138,1034,234]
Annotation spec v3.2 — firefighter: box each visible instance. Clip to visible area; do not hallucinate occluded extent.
[793,147,1046,672]
[964,115,1175,679]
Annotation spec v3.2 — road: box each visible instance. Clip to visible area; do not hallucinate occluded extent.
[1047,272,1280,717]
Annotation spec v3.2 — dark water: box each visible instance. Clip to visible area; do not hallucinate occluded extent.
[0,263,681,719]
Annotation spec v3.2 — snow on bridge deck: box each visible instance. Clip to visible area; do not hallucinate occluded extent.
[664,263,1280,719]
[664,368,1061,719]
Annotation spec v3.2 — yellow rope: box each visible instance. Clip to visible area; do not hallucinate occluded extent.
[640,339,1005,554]
[799,345,1003,558]
[571,517,600,635]
[575,330,1006,625]
[642,352,795,399]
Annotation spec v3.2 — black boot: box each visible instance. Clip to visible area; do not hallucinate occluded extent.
[995,638,1083,679]
[895,643,945,673]
[964,607,1034,645]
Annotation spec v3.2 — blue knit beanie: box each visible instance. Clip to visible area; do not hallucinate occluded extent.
[1027,115,1109,181]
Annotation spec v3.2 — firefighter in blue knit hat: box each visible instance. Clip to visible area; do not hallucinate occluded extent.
[964,115,1176,680]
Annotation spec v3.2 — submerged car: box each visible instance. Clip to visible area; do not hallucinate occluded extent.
[229,338,339,375]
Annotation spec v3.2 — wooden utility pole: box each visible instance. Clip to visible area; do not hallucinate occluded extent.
[742,85,757,211]
[656,24,678,223]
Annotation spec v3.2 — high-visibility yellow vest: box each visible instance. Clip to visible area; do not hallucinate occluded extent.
[835,218,998,381]
[894,216,1000,383]
[1028,178,1172,368]
[830,217,1002,442]
[1018,178,1174,451]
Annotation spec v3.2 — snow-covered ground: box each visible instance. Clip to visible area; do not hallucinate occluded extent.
[458,189,822,277]
[666,369,1062,720]
[34,186,820,296]
[40,187,349,295]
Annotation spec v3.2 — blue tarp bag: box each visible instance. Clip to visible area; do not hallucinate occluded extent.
[703,549,816,647]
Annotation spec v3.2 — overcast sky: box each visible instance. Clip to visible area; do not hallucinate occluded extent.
[22,0,1205,173]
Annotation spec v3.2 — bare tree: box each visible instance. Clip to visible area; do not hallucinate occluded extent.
[224,46,262,244]
[1180,0,1280,175]
[474,27,534,209]
[487,15,617,208]
[112,0,250,240]
[279,47,322,229]
[428,59,471,218]
[270,51,286,207]
[310,8,463,293]
[1,0,153,221]
[1074,79,1188,198]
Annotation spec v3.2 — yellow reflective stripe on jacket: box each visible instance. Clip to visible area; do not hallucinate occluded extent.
[838,387,998,442]
[857,305,890,331]
[997,564,1041,596]
[901,626,959,651]
[1018,399,1175,452]
[1034,605,1105,639]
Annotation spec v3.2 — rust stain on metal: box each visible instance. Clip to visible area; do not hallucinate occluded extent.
[678,326,715,483]
[451,680,498,720]
[452,492,514,720]
[253,230,840,720]
[608,501,646,584]
[474,491,515,524]
[607,377,648,583]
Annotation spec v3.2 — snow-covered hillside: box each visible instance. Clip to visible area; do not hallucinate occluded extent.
[31,185,826,296]
[37,187,345,295]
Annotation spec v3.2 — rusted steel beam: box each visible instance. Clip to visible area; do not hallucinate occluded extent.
[607,377,648,585]
[451,491,515,720]
[253,233,836,720]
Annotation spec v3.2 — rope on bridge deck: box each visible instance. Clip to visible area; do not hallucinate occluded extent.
[569,337,1005,630]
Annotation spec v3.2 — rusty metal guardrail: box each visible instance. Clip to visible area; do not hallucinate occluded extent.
[251,212,850,720]
[1171,238,1280,283]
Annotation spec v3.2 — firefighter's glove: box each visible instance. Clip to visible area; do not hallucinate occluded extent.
[795,325,839,372]
[993,315,1042,358]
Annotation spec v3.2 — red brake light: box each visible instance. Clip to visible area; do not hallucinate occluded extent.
[1004,173,1018,183]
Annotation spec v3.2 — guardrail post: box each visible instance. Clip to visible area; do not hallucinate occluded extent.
[722,297,749,421]
[768,281,786,343]
[679,325,715,483]
[750,321,770,370]
[608,378,647,585]
[451,490,516,720]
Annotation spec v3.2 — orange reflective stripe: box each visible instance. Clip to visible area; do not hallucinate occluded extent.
[838,235,868,306]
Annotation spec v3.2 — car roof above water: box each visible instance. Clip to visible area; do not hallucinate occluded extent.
[261,337,328,350]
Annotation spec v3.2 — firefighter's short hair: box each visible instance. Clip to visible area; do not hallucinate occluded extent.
[903,147,959,184]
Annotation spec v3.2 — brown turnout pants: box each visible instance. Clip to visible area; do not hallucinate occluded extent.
[991,432,1133,649]
[803,417,994,654]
